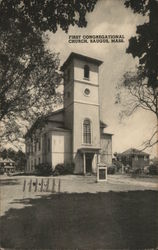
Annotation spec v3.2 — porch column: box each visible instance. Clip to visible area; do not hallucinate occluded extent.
[97,153,100,164]
[83,152,86,175]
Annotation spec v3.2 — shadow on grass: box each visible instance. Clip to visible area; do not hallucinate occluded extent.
[0,191,158,249]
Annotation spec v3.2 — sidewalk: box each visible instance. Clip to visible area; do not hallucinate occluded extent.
[108,174,158,189]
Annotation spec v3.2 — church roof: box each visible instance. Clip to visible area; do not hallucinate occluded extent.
[61,52,103,71]
[25,108,64,138]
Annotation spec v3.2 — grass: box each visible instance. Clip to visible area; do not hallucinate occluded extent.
[0,191,158,249]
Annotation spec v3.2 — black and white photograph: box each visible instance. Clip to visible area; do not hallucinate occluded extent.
[0,0,158,249]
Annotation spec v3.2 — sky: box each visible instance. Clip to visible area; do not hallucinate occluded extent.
[46,0,156,157]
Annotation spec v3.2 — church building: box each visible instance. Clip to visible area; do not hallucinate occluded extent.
[25,52,113,174]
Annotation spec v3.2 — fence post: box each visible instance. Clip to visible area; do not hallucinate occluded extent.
[58,179,61,193]
[23,179,26,192]
[29,179,32,192]
[46,178,49,192]
[52,179,55,193]
[40,178,43,192]
[34,179,38,192]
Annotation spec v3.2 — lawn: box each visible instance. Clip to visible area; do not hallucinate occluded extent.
[0,191,158,249]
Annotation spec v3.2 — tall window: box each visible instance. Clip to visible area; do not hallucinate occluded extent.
[84,65,89,79]
[83,119,91,144]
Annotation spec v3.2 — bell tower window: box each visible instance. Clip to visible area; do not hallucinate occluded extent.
[84,65,90,79]
[83,119,91,144]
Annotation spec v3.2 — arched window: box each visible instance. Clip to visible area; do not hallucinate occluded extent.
[84,65,90,79]
[83,119,91,144]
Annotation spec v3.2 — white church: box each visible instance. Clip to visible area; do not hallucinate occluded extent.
[25,52,113,174]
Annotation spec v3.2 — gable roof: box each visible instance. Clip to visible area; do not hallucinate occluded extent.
[0,158,15,163]
[120,148,149,156]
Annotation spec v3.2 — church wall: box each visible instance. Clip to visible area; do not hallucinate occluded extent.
[64,61,74,109]
[26,130,72,172]
[51,131,72,168]
[74,81,99,105]
[64,105,73,129]
[25,137,43,173]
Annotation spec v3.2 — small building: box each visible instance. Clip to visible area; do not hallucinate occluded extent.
[25,52,113,174]
[0,158,16,174]
[116,148,150,169]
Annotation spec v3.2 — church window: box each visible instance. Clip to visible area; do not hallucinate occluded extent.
[84,65,90,79]
[83,119,91,144]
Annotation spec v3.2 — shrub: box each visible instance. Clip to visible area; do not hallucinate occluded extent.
[64,162,75,174]
[143,166,150,174]
[53,162,75,176]
[107,165,115,174]
[113,160,122,172]
[53,164,65,176]
[148,164,158,175]
[35,163,52,176]
[0,168,4,175]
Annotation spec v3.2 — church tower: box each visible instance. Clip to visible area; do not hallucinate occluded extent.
[61,53,103,174]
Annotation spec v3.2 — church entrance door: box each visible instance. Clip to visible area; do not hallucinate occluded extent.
[85,153,93,173]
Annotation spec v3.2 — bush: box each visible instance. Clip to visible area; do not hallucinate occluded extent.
[53,163,75,176]
[113,160,122,172]
[148,164,158,175]
[107,165,115,174]
[35,163,52,176]
[64,162,75,174]
[53,164,65,176]
[0,168,4,175]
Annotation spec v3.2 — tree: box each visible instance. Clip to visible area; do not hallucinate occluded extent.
[124,0,158,89]
[0,0,98,33]
[116,0,158,150]
[0,18,62,143]
[0,0,98,145]
[116,69,158,149]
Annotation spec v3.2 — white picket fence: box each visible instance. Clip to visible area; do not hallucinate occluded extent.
[23,178,61,193]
